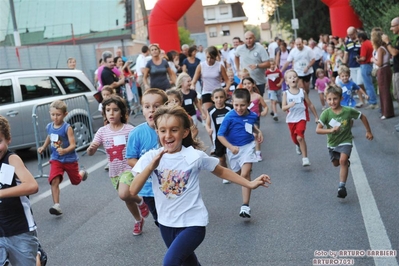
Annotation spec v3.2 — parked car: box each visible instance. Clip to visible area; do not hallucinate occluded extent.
[0,69,103,151]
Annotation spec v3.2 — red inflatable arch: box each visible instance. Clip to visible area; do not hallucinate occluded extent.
[148,0,196,52]
[321,0,362,38]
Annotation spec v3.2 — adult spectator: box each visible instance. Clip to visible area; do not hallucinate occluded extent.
[275,41,291,91]
[357,31,378,109]
[135,45,150,93]
[94,58,103,89]
[343,26,366,107]
[116,48,128,62]
[382,17,399,124]
[309,40,324,88]
[281,37,315,94]
[101,51,125,96]
[227,37,241,82]
[372,28,394,119]
[182,45,202,95]
[143,44,176,91]
[235,31,270,95]
[178,44,189,69]
[268,37,280,59]
[67,57,76,69]
[220,42,230,65]
[196,45,206,62]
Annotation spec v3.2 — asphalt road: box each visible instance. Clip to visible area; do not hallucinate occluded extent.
[18,90,399,266]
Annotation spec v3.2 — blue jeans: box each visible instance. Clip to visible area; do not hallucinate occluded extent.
[0,231,38,265]
[159,224,206,266]
[360,64,377,105]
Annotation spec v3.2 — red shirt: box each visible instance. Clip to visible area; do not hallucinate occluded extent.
[359,40,373,64]
[265,68,283,91]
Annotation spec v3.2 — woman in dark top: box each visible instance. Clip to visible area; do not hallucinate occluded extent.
[182,45,201,79]
[143,44,176,91]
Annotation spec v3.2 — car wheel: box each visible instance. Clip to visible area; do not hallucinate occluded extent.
[69,116,92,148]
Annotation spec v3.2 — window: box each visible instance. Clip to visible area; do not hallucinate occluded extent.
[209,27,217,38]
[207,8,215,20]
[222,25,230,36]
[57,77,91,94]
[19,77,61,101]
[0,79,13,104]
[220,6,228,15]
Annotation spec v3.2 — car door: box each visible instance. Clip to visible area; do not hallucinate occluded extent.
[0,78,25,149]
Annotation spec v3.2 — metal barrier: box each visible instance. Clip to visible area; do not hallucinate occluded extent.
[32,95,94,178]
[129,77,142,118]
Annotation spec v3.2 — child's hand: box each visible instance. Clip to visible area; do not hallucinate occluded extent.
[87,142,100,153]
[149,149,168,170]
[364,95,369,100]
[201,113,207,121]
[37,147,44,154]
[255,132,264,144]
[331,126,340,134]
[230,146,239,155]
[366,131,373,140]
[250,174,271,189]
[56,148,66,156]
[206,128,213,136]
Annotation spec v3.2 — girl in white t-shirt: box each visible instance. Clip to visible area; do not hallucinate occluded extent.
[130,105,271,266]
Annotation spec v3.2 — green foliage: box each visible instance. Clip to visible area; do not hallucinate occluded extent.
[350,0,399,38]
[178,27,194,47]
[244,25,261,41]
[267,0,331,41]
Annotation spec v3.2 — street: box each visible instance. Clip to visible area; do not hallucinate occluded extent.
[20,90,399,266]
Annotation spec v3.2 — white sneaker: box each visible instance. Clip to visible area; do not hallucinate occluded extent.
[49,204,62,216]
[239,205,251,218]
[222,179,230,184]
[302,157,310,167]
[296,145,302,155]
[256,153,263,162]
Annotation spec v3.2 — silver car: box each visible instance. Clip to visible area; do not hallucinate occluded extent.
[0,69,103,151]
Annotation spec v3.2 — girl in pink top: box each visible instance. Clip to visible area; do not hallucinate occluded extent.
[314,68,330,110]
[242,77,268,162]
[87,95,149,236]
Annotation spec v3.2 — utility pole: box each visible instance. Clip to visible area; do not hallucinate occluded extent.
[9,0,21,46]
[291,0,298,39]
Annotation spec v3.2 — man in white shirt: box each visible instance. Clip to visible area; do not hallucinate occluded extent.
[135,45,150,93]
[268,37,280,59]
[227,37,241,82]
[309,40,324,88]
[281,38,315,94]
[220,42,230,65]
[196,45,206,62]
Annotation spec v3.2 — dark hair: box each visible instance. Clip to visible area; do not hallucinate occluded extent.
[0,115,11,140]
[154,105,203,150]
[188,45,197,57]
[113,56,122,64]
[233,37,241,42]
[141,45,149,53]
[205,46,218,59]
[233,88,251,104]
[102,95,128,124]
[241,77,260,94]
[166,89,183,105]
[166,50,178,62]
[358,31,368,40]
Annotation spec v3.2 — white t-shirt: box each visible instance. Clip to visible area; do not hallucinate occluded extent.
[268,41,278,59]
[132,146,219,227]
[135,54,150,77]
[287,46,315,76]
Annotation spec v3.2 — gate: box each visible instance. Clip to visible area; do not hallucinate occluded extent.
[32,95,94,178]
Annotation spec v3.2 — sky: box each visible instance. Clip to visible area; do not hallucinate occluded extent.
[144,0,266,25]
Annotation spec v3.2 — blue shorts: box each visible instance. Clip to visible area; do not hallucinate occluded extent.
[0,231,38,266]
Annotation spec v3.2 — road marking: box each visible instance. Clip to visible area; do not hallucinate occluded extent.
[351,142,398,266]
[31,159,108,205]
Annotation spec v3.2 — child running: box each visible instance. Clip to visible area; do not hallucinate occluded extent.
[314,68,330,110]
[242,77,268,161]
[38,100,88,216]
[336,65,368,108]
[316,85,373,198]
[87,95,149,235]
[265,59,283,121]
[175,72,205,127]
[129,105,271,266]
[205,88,233,184]
[218,89,264,218]
[126,88,169,227]
[0,115,39,265]
[282,70,319,166]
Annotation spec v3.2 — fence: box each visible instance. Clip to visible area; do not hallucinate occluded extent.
[32,95,94,178]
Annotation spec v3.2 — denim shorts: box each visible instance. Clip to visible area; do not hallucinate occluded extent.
[0,231,38,265]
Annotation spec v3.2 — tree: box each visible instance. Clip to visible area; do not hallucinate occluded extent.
[350,0,399,38]
[265,0,331,41]
[178,27,194,47]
